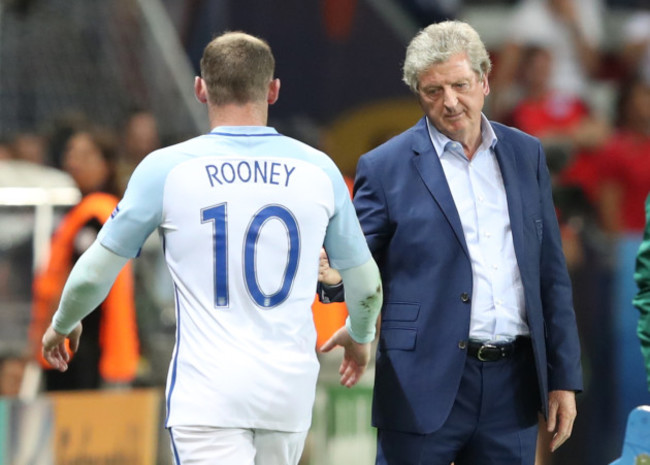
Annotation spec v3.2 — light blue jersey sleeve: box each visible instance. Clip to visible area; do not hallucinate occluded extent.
[314,156,380,344]
[320,162,371,271]
[98,149,184,258]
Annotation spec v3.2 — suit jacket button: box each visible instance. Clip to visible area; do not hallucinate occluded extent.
[460,292,470,303]
[458,340,467,349]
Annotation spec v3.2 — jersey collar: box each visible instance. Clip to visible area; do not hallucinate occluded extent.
[209,126,279,136]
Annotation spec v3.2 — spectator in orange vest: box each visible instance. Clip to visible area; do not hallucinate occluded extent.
[30,125,139,390]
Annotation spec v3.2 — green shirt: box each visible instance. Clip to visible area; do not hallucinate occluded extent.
[633,193,650,390]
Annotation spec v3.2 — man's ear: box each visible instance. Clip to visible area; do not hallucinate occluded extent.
[194,76,208,104]
[268,78,280,105]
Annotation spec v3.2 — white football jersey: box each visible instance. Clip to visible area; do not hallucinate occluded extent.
[98,126,370,432]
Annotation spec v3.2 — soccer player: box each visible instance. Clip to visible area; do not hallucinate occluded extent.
[41,31,382,465]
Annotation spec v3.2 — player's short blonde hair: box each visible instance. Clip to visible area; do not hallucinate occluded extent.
[200,31,275,105]
[402,21,492,94]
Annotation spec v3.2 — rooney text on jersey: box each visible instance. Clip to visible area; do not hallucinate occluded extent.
[205,160,296,187]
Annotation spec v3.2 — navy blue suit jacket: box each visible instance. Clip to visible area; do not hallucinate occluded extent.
[354,117,583,434]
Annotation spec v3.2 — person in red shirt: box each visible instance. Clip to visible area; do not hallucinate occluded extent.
[595,76,650,234]
[507,46,610,202]
[510,47,592,138]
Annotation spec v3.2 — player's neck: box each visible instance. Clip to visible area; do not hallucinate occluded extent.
[208,102,268,128]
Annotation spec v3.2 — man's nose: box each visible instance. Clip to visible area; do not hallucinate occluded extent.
[443,88,458,108]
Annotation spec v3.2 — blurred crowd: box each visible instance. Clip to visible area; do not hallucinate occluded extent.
[0,0,649,463]
[0,107,173,394]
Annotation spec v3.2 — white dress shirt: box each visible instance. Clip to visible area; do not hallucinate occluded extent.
[426,115,529,342]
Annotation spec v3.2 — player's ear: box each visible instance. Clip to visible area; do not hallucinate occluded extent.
[267,78,280,105]
[194,76,208,104]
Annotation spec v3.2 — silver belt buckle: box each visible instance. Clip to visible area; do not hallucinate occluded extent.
[477,343,498,361]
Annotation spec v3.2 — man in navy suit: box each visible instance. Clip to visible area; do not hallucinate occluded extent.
[322,20,582,464]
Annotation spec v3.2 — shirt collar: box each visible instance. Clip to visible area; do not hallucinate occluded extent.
[209,126,279,135]
[426,114,498,159]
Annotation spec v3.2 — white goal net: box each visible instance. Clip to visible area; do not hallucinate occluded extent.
[0,0,205,142]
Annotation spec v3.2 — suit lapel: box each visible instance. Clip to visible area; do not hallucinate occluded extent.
[410,119,470,259]
[493,134,525,259]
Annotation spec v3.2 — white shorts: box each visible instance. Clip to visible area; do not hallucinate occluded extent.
[168,426,308,465]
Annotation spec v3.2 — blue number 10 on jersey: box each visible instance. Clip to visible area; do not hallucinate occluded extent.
[201,203,300,309]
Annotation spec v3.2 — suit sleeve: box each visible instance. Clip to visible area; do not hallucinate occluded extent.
[633,193,650,389]
[353,155,391,258]
[536,143,583,392]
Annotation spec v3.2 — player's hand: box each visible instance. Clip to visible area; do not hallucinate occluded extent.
[318,248,342,286]
[320,326,370,388]
[547,389,577,452]
[42,323,82,372]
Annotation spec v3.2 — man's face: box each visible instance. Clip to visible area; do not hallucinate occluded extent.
[417,52,489,147]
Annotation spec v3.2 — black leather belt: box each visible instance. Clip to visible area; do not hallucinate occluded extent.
[467,337,529,362]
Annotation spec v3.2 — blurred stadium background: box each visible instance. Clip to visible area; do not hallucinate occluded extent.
[0,0,648,463]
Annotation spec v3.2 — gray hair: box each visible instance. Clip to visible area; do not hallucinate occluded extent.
[402,21,492,93]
